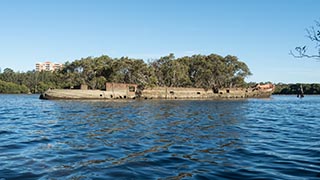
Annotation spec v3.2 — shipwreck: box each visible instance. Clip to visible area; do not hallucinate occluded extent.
[39,83,275,100]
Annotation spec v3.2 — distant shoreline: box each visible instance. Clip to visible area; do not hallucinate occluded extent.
[273,83,320,95]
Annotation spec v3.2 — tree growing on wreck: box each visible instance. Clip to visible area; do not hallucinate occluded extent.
[150,53,191,87]
[59,53,251,90]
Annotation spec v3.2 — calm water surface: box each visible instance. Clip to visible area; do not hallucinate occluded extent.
[0,95,319,179]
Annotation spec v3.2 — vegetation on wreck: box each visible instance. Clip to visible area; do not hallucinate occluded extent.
[0,53,252,94]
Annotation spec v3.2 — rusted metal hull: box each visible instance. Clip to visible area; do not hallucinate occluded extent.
[40,86,274,100]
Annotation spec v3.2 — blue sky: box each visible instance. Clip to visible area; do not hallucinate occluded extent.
[0,0,319,83]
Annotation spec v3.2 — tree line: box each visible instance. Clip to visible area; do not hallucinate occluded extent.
[273,83,320,95]
[0,53,252,94]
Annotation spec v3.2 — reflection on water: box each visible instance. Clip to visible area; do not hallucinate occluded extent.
[0,95,320,179]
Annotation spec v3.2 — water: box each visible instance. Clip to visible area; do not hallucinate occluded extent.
[0,94,319,180]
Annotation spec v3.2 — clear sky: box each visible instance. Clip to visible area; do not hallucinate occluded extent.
[0,0,319,83]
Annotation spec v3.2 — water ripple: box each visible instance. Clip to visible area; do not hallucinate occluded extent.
[0,95,320,179]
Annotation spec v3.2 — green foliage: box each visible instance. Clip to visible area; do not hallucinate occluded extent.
[0,70,63,93]
[150,53,251,89]
[0,80,29,94]
[0,53,253,93]
[274,83,320,94]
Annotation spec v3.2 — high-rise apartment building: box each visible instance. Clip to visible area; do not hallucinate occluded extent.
[35,62,63,72]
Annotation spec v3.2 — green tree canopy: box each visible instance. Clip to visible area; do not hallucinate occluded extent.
[0,53,253,93]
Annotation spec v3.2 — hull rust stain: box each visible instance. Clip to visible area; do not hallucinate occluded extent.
[40,82,275,100]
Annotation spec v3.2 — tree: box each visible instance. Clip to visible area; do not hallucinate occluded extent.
[0,68,16,82]
[150,53,175,87]
[291,20,320,59]
[153,54,191,87]
[0,80,29,94]
[0,53,253,94]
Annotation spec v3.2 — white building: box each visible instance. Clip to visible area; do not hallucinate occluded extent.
[35,62,63,72]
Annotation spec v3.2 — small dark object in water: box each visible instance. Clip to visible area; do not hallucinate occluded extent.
[297,84,304,98]
[39,93,45,99]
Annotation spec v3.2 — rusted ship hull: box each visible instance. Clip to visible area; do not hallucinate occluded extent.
[40,83,275,100]
[40,89,136,100]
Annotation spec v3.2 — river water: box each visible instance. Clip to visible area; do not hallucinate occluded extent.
[0,94,319,179]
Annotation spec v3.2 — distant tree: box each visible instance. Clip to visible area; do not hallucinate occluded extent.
[273,83,320,95]
[291,20,320,59]
[0,68,16,82]
[0,80,29,94]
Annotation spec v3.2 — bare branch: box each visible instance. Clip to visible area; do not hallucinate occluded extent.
[290,48,320,59]
[291,19,320,60]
